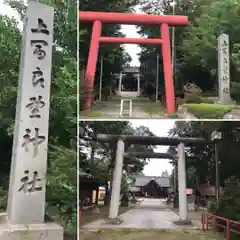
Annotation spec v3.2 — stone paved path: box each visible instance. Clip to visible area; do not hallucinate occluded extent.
[98,102,168,119]
[83,198,198,229]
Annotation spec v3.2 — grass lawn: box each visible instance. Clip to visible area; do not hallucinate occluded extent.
[139,102,166,115]
[183,103,234,119]
[168,112,179,118]
[80,110,111,118]
[80,229,224,240]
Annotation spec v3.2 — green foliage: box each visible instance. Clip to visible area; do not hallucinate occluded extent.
[138,0,240,96]
[168,121,240,190]
[79,0,135,109]
[0,187,7,212]
[230,82,240,102]
[215,177,240,221]
[184,103,234,119]
[79,121,156,205]
[185,93,202,104]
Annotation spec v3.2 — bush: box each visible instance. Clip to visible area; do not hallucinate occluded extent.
[185,93,202,103]
[216,176,240,221]
[184,103,234,119]
[0,187,7,211]
[231,82,240,102]
[184,83,202,95]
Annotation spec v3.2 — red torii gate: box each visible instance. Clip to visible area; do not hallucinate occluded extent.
[79,11,188,114]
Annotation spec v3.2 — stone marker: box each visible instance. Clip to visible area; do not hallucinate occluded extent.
[0,2,63,239]
[218,33,231,105]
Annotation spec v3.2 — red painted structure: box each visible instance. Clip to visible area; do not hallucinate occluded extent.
[79,11,188,114]
[202,212,240,240]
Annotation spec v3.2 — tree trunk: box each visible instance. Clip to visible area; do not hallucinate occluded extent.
[104,180,109,206]
[95,186,99,205]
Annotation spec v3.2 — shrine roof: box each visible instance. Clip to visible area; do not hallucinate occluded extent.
[134,175,171,188]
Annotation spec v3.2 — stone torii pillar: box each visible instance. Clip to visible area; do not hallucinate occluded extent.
[118,72,123,93]
[109,138,125,219]
[137,74,140,95]
[96,134,208,223]
[177,142,188,221]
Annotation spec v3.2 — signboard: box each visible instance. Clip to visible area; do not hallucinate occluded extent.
[185,188,193,195]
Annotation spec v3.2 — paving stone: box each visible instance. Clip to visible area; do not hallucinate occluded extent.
[83,198,198,230]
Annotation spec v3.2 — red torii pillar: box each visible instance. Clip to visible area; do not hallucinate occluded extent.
[79,11,188,114]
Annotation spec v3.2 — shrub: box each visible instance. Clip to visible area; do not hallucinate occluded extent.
[231,82,240,102]
[216,176,240,221]
[185,93,202,103]
[184,83,202,95]
[0,187,7,211]
[184,103,234,119]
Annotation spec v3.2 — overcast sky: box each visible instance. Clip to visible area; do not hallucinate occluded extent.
[130,120,175,176]
[0,0,20,20]
[120,6,143,66]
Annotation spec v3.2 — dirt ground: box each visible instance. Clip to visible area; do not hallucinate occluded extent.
[79,229,224,240]
[80,205,131,227]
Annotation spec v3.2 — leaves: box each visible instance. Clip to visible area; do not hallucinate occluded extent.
[138,0,240,94]
[169,121,240,187]
[79,121,156,190]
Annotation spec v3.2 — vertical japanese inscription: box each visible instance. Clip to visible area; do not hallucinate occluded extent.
[18,170,43,194]
[22,128,46,157]
[7,2,55,226]
[218,34,230,103]
[26,95,45,118]
[20,16,51,192]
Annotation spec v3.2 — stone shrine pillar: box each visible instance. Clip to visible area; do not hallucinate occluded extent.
[0,2,63,239]
[137,74,140,95]
[218,34,231,105]
[118,72,123,93]
[109,139,125,219]
[177,142,188,221]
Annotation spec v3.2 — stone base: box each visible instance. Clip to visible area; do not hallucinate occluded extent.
[104,217,123,225]
[0,213,63,240]
[173,220,193,226]
[214,99,236,105]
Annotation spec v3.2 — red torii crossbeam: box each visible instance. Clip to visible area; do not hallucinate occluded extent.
[79,11,188,114]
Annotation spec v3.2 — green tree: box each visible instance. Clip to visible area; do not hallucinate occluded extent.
[215,176,240,220]
[138,0,240,97]
[168,121,240,187]
[79,121,156,205]
[79,0,135,109]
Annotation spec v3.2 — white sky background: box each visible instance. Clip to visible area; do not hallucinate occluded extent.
[130,120,175,176]
[120,5,144,67]
[0,0,19,19]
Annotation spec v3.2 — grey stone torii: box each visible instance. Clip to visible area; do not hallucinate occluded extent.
[96,134,208,222]
[0,2,63,239]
